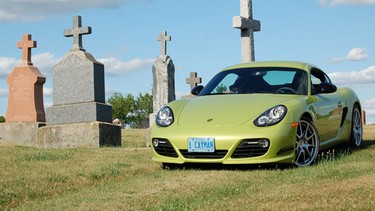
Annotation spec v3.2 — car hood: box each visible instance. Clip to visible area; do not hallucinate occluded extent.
[177,94,299,126]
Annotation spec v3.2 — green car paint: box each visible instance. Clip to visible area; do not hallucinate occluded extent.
[150,61,362,167]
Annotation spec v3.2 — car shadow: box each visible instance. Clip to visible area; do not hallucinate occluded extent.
[162,139,375,171]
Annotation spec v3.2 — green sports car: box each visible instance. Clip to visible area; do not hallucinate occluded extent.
[150,61,363,167]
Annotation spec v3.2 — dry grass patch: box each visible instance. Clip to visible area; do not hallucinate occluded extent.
[121,128,150,148]
[364,124,375,140]
[0,126,374,210]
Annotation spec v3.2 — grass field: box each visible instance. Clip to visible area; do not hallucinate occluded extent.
[1,126,374,210]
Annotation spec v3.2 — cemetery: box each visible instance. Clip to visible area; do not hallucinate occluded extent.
[0,0,374,210]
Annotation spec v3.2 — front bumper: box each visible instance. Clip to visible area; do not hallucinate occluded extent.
[150,122,297,165]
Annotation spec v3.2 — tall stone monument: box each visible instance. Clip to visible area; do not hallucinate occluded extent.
[0,34,46,147]
[6,34,46,122]
[42,16,120,147]
[233,0,261,63]
[149,31,175,128]
[152,31,175,113]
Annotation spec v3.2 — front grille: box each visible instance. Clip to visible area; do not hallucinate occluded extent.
[231,139,269,158]
[179,150,228,159]
[152,138,178,158]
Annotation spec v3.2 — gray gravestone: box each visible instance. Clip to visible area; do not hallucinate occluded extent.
[182,72,202,99]
[233,0,261,63]
[186,72,202,91]
[152,31,175,113]
[47,16,112,125]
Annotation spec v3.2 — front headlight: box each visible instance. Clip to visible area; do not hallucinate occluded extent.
[254,105,287,127]
[156,106,174,127]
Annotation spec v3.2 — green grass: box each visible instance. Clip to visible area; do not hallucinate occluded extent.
[0,126,374,210]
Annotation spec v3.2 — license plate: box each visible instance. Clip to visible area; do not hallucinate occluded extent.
[188,137,215,153]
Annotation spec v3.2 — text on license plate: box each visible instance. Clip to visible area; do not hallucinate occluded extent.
[188,137,215,153]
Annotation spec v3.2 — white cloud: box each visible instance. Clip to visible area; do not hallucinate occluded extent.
[329,66,375,86]
[0,52,60,79]
[43,87,53,96]
[0,57,18,78]
[363,99,375,119]
[364,98,375,108]
[0,0,153,22]
[0,88,7,98]
[346,48,368,61]
[33,52,61,76]
[330,48,368,63]
[319,0,375,6]
[98,57,154,76]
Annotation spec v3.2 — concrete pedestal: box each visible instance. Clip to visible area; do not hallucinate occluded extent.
[0,122,45,147]
[38,122,121,148]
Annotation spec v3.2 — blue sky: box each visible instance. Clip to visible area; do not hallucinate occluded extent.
[1,0,375,123]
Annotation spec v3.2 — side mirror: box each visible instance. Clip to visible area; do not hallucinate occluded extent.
[316,83,337,94]
[191,85,204,96]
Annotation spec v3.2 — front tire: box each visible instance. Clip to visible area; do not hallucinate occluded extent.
[295,117,320,167]
[349,105,363,148]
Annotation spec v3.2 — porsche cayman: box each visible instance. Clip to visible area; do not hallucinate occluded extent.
[150,61,363,167]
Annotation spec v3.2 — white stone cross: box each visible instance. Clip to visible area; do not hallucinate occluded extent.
[157,31,171,56]
[233,0,261,63]
[64,16,92,51]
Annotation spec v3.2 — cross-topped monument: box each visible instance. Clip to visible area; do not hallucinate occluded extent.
[233,0,261,63]
[186,72,202,91]
[64,15,92,51]
[17,34,36,66]
[157,31,171,55]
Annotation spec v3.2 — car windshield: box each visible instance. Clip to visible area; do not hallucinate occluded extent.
[199,67,308,96]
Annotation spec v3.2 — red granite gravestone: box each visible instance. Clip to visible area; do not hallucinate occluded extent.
[6,34,46,122]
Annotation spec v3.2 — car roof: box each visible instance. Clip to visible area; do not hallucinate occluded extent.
[222,61,318,72]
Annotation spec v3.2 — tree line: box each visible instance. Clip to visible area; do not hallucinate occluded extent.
[107,92,153,128]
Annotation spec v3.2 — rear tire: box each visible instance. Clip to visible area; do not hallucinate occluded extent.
[349,105,363,148]
[295,117,320,167]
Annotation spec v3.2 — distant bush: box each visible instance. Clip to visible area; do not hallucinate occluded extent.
[0,115,5,123]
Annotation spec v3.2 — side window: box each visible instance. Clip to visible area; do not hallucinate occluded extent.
[310,68,332,94]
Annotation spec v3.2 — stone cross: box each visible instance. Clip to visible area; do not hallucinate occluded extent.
[17,34,36,66]
[233,0,261,63]
[64,15,92,51]
[186,72,202,91]
[157,31,171,55]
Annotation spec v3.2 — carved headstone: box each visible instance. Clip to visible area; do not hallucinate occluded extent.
[233,0,261,63]
[6,34,46,122]
[44,15,120,147]
[47,16,112,125]
[152,31,175,113]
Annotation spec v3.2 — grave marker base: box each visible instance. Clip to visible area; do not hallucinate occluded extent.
[0,122,45,147]
[39,121,121,148]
